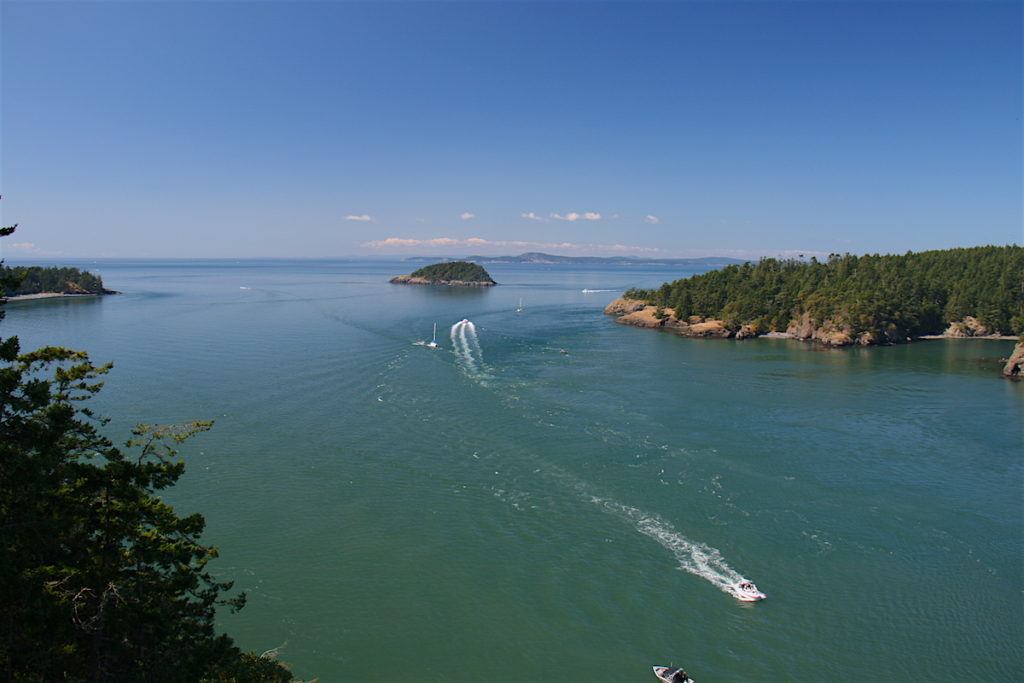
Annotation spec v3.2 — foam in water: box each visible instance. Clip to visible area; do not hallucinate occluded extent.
[450,319,486,377]
[590,495,748,596]
[442,320,753,597]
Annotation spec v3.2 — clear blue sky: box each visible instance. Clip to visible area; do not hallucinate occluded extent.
[1,0,1021,259]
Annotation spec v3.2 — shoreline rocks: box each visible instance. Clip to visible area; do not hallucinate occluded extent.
[944,316,989,338]
[389,275,496,287]
[603,298,734,338]
[603,298,1017,350]
[1003,342,1024,379]
[4,289,119,302]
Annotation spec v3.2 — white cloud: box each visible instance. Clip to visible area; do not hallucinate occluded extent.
[551,211,601,221]
[460,212,476,220]
[344,214,372,222]
[644,214,660,224]
[8,242,37,251]
[520,212,544,221]
[362,236,658,254]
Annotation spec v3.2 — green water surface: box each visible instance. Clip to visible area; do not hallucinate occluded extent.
[4,260,1021,682]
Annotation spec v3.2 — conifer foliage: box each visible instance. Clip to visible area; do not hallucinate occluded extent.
[1,219,294,681]
[627,246,1024,339]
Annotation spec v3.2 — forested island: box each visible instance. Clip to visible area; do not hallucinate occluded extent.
[608,246,1023,346]
[0,265,117,298]
[390,260,497,286]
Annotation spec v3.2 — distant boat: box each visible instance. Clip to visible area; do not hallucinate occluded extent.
[414,323,439,348]
[515,298,524,313]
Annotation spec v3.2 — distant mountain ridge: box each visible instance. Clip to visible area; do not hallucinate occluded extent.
[404,252,746,266]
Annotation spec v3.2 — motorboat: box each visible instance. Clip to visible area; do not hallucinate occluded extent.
[653,666,694,683]
[732,580,766,602]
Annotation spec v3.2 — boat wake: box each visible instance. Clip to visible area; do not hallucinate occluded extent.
[450,319,489,381]
[589,495,748,596]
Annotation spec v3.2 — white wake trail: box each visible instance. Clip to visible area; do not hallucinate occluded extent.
[590,496,746,595]
[464,321,483,359]
[459,322,476,370]
[450,320,488,380]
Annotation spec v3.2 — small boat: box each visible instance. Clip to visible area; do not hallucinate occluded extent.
[515,297,523,313]
[559,348,569,355]
[732,580,766,602]
[653,666,694,683]
[414,323,440,348]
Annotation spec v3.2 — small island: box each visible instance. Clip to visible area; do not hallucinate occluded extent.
[390,261,497,287]
[1,265,118,301]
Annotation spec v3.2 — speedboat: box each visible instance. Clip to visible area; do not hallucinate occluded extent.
[653,666,694,683]
[732,580,766,602]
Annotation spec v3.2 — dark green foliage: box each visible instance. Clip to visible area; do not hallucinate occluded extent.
[626,246,1024,339]
[1,226,295,681]
[0,264,107,295]
[409,261,495,283]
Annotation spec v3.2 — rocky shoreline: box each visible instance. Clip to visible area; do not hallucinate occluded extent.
[389,275,496,287]
[1003,342,1024,378]
[604,297,1019,348]
[4,289,119,302]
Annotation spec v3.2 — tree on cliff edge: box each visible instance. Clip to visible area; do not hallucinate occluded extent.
[0,222,295,680]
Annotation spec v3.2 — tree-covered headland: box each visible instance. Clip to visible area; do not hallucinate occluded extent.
[391,260,497,285]
[1,218,296,679]
[0,264,112,296]
[623,246,1023,342]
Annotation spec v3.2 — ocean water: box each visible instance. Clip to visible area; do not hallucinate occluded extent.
[3,259,1022,682]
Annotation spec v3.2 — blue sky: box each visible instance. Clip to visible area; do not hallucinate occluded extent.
[1,0,1021,259]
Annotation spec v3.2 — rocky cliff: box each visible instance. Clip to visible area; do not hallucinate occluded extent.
[1003,342,1024,379]
[605,298,875,346]
[603,298,734,338]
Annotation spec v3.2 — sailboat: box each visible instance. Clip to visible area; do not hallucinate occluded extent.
[515,297,524,313]
[426,322,439,348]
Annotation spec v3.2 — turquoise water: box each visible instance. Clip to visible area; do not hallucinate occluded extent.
[4,260,1022,682]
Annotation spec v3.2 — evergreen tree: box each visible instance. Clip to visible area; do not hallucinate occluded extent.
[1,220,295,681]
[626,246,1024,339]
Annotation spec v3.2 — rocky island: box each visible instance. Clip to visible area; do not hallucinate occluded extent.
[390,261,497,287]
[606,246,1023,348]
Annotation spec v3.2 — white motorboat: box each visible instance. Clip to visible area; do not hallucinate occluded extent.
[732,580,766,602]
[653,666,694,683]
